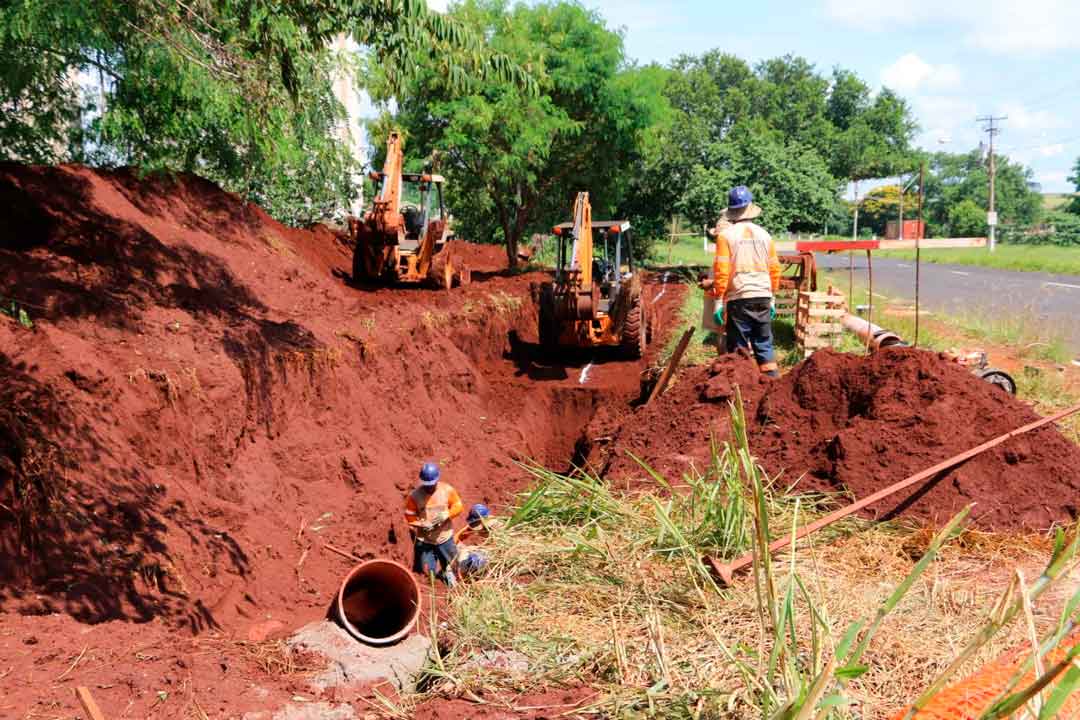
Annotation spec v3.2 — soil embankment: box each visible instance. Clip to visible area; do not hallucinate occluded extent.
[0,163,682,718]
[586,347,1080,530]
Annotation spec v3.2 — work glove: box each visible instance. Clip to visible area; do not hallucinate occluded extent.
[713,303,725,325]
[769,301,777,320]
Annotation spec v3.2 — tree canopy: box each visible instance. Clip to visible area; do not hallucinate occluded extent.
[0,0,532,224]
[921,150,1041,236]
[382,0,669,264]
[641,52,917,237]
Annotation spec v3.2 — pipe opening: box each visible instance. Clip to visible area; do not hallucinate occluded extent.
[336,560,420,645]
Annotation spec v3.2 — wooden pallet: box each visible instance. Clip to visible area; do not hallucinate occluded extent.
[795,288,845,357]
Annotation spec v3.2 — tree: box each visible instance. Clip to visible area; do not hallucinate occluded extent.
[0,0,532,225]
[947,199,987,237]
[1068,156,1080,215]
[643,52,917,238]
[387,0,667,265]
[675,123,839,234]
[858,184,920,236]
[922,151,1041,235]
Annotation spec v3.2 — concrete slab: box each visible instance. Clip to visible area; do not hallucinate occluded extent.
[287,620,431,694]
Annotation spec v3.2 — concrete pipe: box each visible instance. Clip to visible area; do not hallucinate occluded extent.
[336,560,420,645]
[840,313,905,351]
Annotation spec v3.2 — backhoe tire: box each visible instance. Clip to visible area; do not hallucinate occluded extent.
[620,294,647,359]
[538,283,558,354]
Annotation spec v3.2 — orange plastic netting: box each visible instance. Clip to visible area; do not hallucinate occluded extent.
[890,629,1080,719]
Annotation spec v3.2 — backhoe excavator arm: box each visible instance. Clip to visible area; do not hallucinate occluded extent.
[568,191,593,289]
[369,131,404,235]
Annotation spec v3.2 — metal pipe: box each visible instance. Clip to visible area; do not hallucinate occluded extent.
[336,559,420,645]
[840,312,905,351]
[708,403,1080,586]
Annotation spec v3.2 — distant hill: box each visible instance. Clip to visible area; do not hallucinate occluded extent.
[1043,193,1078,211]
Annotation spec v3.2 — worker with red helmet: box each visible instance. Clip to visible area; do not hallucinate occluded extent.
[404,462,464,587]
[699,186,782,377]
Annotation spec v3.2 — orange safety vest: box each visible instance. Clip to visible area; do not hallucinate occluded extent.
[711,222,781,302]
[404,483,463,545]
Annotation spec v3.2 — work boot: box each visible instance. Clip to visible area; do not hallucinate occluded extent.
[442,569,457,588]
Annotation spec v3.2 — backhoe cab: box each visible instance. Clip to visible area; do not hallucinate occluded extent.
[538,192,649,358]
[349,131,460,288]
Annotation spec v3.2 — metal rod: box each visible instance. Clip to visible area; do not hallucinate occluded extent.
[915,161,925,347]
[865,249,873,355]
[707,402,1080,586]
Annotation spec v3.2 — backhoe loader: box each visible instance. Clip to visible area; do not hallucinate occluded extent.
[349,131,460,287]
[537,192,650,358]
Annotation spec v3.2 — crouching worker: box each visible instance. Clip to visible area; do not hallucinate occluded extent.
[454,504,495,578]
[700,185,781,377]
[404,462,464,587]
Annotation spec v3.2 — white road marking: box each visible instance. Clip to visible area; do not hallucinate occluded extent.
[951,271,971,277]
[578,361,594,384]
[897,263,912,268]
[1045,281,1080,290]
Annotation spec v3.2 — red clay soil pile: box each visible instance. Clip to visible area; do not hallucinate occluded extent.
[0,163,594,630]
[432,238,510,276]
[587,348,1080,531]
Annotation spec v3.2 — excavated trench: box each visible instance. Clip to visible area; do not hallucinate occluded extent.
[0,163,692,718]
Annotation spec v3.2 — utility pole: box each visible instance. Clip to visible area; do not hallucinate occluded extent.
[976,115,1006,252]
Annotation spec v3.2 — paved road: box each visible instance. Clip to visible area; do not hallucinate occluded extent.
[816,255,1080,355]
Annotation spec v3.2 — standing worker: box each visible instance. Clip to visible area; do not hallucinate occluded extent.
[700,186,781,377]
[404,462,464,587]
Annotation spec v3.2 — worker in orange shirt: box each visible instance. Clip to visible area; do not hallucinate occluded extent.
[404,462,464,587]
[699,186,781,377]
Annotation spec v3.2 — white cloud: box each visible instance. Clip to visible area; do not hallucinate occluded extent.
[826,0,1080,54]
[998,102,1068,132]
[427,0,449,12]
[1038,143,1066,157]
[880,53,961,93]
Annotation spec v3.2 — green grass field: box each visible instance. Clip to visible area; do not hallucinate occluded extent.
[875,244,1080,275]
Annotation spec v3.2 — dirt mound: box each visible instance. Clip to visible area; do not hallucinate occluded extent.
[433,238,509,276]
[586,348,1080,531]
[0,163,597,627]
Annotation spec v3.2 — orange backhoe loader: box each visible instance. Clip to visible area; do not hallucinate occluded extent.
[537,192,650,358]
[349,131,459,287]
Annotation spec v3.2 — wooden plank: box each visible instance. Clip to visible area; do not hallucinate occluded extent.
[801,308,845,318]
[798,291,846,303]
[76,687,107,720]
[798,324,844,336]
[647,325,695,405]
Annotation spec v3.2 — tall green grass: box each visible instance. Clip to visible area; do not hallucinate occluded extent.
[389,398,1080,719]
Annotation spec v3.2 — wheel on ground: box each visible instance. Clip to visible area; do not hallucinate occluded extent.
[978,368,1016,395]
[620,295,647,359]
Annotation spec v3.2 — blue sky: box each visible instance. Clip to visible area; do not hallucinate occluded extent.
[427,0,1080,193]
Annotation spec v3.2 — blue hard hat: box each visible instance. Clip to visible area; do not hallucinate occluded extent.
[459,550,488,575]
[419,462,441,486]
[467,503,490,526]
[728,185,753,209]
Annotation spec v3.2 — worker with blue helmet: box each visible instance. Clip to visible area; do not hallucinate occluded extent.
[404,462,464,587]
[699,185,781,377]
